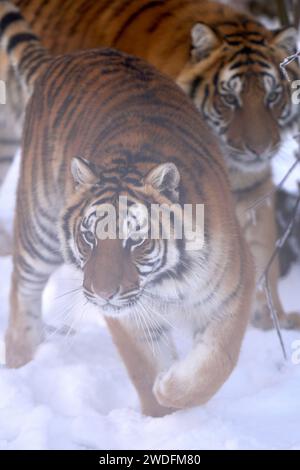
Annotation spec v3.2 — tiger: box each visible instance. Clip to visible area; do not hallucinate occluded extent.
[0,0,255,416]
[0,0,299,330]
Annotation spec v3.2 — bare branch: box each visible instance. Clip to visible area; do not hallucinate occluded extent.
[280,51,300,81]
[258,186,300,288]
[246,151,300,215]
[276,0,291,26]
[263,278,287,360]
[258,187,300,360]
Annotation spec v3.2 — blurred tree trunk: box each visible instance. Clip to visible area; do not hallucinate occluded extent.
[294,0,300,29]
[276,0,290,26]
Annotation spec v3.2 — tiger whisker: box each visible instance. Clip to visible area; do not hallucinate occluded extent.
[44,290,85,339]
[53,286,82,301]
[63,300,89,351]
[137,301,157,356]
[137,298,176,352]
[140,297,177,332]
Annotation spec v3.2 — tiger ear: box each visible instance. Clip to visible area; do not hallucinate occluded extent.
[271,27,298,55]
[71,157,97,186]
[145,163,180,200]
[191,23,220,61]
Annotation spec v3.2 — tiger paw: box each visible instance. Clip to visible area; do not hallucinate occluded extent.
[279,312,300,330]
[252,306,300,331]
[153,364,193,410]
[5,328,41,368]
[251,306,274,330]
[141,398,175,418]
[6,340,34,368]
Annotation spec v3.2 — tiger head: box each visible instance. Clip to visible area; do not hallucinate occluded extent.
[60,157,199,317]
[178,20,299,173]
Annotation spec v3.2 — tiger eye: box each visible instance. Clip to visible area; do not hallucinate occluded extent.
[83,230,94,244]
[268,91,280,104]
[223,93,238,106]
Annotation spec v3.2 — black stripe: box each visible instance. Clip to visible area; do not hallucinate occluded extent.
[113,1,163,45]
[53,95,75,129]
[147,11,172,33]
[229,59,270,69]
[24,56,49,84]
[189,76,202,100]
[111,0,137,21]
[226,40,242,46]
[31,0,50,24]
[219,21,240,28]
[124,177,143,186]
[225,31,262,38]
[18,272,50,287]
[19,49,47,76]
[0,12,23,36]
[248,38,266,45]
[230,46,268,61]
[7,33,38,53]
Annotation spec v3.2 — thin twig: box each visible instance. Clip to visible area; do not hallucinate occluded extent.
[258,188,300,361]
[258,187,300,288]
[246,152,300,214]
[258,188,300,360]
[263,277,287,360]
[280,51,300,82]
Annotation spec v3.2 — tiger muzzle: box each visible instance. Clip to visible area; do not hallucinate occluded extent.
[83,239,140,308]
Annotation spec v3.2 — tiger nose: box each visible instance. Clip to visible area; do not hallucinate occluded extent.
[246,143,267,157]
[246,144,274,158]
[97,287,120,301]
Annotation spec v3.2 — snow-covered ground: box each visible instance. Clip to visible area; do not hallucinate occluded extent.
[0,147,299,450]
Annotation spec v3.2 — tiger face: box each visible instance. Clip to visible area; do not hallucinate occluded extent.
[60,158,194,317]
[178,22,299,173]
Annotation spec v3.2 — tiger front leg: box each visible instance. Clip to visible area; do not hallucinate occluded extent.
[106,315,177,417]
[6,271,44,368]
[153,291,253,410]
[6,220,62,368]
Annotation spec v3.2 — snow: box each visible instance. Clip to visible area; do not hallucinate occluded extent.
[273,132,300,194]
[0,149,300,450]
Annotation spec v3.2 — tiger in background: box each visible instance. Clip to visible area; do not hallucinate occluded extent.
[0,0,299,330]
[0,0,255,415]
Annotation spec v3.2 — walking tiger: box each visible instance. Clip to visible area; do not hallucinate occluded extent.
[0,0,254,415]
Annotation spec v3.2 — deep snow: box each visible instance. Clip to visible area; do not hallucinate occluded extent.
[0,144,300,450]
